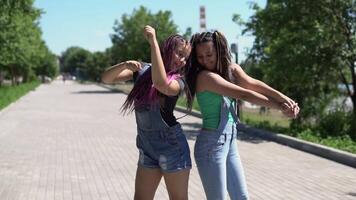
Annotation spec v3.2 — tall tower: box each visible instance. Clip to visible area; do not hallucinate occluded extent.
[200,6,206,32]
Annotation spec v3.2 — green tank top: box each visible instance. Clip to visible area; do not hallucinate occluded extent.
[197,91,235,129]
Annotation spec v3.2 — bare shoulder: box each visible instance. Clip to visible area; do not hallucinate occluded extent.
[230,63,243,74]
[197,70,220,82]
[230,63,251,82]
[196,69,240,93]
[196,70,220,92]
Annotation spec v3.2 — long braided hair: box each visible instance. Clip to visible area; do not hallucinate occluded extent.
[121,35,192,114]
[186,31,232,99]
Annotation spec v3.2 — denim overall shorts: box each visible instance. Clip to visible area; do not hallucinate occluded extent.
[135,105,191,173]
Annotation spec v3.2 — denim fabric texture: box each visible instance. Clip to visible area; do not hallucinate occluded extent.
[194,97,249,200]
[135,105,191,173]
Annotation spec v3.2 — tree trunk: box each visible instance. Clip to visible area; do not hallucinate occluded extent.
[351,61,356,116]
[352,95,356,115]
[0,71,3,87]
[10,66,15,86]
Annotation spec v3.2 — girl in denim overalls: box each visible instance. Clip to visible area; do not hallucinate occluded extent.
[186,31,300,199]
[102,25,192,200]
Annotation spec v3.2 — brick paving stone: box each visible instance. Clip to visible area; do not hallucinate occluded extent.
[0,80,355,200]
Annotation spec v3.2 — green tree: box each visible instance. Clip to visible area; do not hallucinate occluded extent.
[34,49,59,81]
[183,27,192,41]
[110,6,178,63]
[60,47,112,82]
[60,47,92,78]
[0,0,56,84]
[86,51,111,82]
[237,0,356,122]
[240,56,263,81]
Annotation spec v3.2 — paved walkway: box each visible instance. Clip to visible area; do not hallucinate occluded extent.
[0,80,355,200]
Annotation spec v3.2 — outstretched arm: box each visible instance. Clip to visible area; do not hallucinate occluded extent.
[143,25,182,96]
[101,60,142,84]
[231,63,299,117]
[197,71,297,117]
[197,71,282,109]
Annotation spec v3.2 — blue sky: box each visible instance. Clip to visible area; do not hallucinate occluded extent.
[34,0,266,62]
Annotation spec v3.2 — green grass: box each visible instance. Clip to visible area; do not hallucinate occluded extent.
[176,97,356,154]
[241,110,290,128]
[245,119,356,154]
[0,81,41,111]
[296,129,356,154]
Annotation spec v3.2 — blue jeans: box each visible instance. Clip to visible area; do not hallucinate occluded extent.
[194,97,249,200]
[135,105,191,173]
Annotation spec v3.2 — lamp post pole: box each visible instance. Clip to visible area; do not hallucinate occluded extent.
[231,43,238,64]
[230,43,242,121]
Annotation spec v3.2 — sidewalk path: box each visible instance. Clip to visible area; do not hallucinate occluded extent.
[0,80,355,200]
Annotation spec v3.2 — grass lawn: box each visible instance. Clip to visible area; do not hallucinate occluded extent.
[240,106,290,128]
[0,80,41,111]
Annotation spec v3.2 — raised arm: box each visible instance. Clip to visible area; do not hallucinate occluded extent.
[143,25,182,96]
[101,60,142,84]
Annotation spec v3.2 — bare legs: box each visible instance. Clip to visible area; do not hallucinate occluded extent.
[134,167,190,200]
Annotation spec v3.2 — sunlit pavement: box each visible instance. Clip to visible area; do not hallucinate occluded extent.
[0,80,355,200]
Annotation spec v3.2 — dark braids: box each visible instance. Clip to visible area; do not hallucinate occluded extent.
[186,30,233,100]
[213,31,232,81]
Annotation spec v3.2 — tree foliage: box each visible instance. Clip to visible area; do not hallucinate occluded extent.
[183,27,193,41]
[0,0,58,85]
[59,6,178,82]
[86,51,111,82]
[239,0,356,123]
[60,47,91,78]
[60,47,111,81]
[110,6,178,63]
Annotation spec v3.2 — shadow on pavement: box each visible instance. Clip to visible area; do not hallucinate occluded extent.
[238,131,267,144]
[72,90,125,94]
[347,192,356,197]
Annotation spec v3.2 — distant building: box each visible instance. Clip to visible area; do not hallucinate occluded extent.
[200,6,206,32]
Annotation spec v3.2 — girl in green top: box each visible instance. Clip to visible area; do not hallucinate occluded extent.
[186,31,299,200]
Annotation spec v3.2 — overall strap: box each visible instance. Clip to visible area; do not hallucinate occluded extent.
[216,95,230,131]
[222,96,240,124]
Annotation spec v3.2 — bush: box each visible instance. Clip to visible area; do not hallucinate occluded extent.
[297,128,319,141]
[297,129,356,154]
[317,110,354,139]
[347,113,356,140]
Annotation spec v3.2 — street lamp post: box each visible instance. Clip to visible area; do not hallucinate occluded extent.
[231,43,238,64]
[230,43,243,121]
